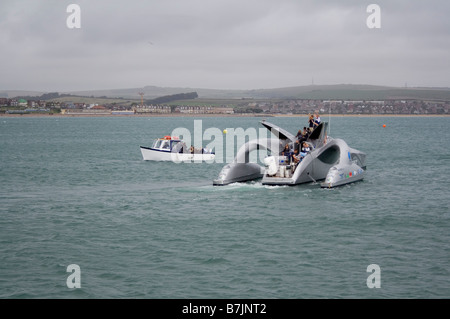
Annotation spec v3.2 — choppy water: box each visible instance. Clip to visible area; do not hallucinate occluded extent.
[0,115,449,298]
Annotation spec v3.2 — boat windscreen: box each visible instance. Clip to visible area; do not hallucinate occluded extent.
[153,139,162,148]
[161,140,170,150]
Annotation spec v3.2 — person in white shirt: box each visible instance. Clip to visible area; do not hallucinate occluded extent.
[313,112,321,128]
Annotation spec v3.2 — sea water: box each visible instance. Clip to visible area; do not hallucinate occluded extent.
[0,115,449,298]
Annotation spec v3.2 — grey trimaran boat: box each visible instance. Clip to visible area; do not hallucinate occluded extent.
[213,120,366,188]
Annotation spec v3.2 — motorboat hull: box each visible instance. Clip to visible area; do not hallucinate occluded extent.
[261,137,365,187]
[140,146,215,162]
[213,120,366,188]
[320,163,365,188]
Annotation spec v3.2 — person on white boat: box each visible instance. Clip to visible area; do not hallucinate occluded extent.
[189,145,205,154]
[173,142,186,153]
[161,140,170,150]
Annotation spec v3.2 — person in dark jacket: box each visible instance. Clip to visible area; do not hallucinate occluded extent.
[308,114,315,130]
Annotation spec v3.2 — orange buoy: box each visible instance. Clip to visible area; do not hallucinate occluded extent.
[382,124,386,128]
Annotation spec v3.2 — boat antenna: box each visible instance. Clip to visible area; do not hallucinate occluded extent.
[328,102,331,136]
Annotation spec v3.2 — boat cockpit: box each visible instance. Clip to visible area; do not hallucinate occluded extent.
[151,136,182,152]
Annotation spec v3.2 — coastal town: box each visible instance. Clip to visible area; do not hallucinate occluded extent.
[0,96,449,116]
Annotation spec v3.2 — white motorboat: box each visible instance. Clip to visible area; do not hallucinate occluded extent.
[140,136,215,162]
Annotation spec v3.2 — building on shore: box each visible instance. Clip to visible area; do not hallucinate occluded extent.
[135,105,171,114]
[61,107,112,115]
[174,106,234,114]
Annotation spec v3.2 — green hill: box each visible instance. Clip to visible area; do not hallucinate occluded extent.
[68,84,450,101]
[2,84,450,101]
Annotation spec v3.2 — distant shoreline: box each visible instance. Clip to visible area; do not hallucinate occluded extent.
[0,113,449,118]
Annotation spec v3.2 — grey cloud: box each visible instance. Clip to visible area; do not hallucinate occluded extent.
[0,0,449,91]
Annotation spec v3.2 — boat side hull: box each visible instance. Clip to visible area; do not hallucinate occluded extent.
[320,164,365,188]
[140,146,215,162]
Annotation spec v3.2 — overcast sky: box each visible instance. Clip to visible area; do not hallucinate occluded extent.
[1,0,449,92]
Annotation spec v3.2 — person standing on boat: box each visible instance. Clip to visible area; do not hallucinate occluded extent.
[308,114,315,130]
[313,112,321,128]
[293,139,300,155]
[175,142,187,153]
[181,142,188,153]
[281,144,291,156]
[291,148,301,172]
[281,144,292,164]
